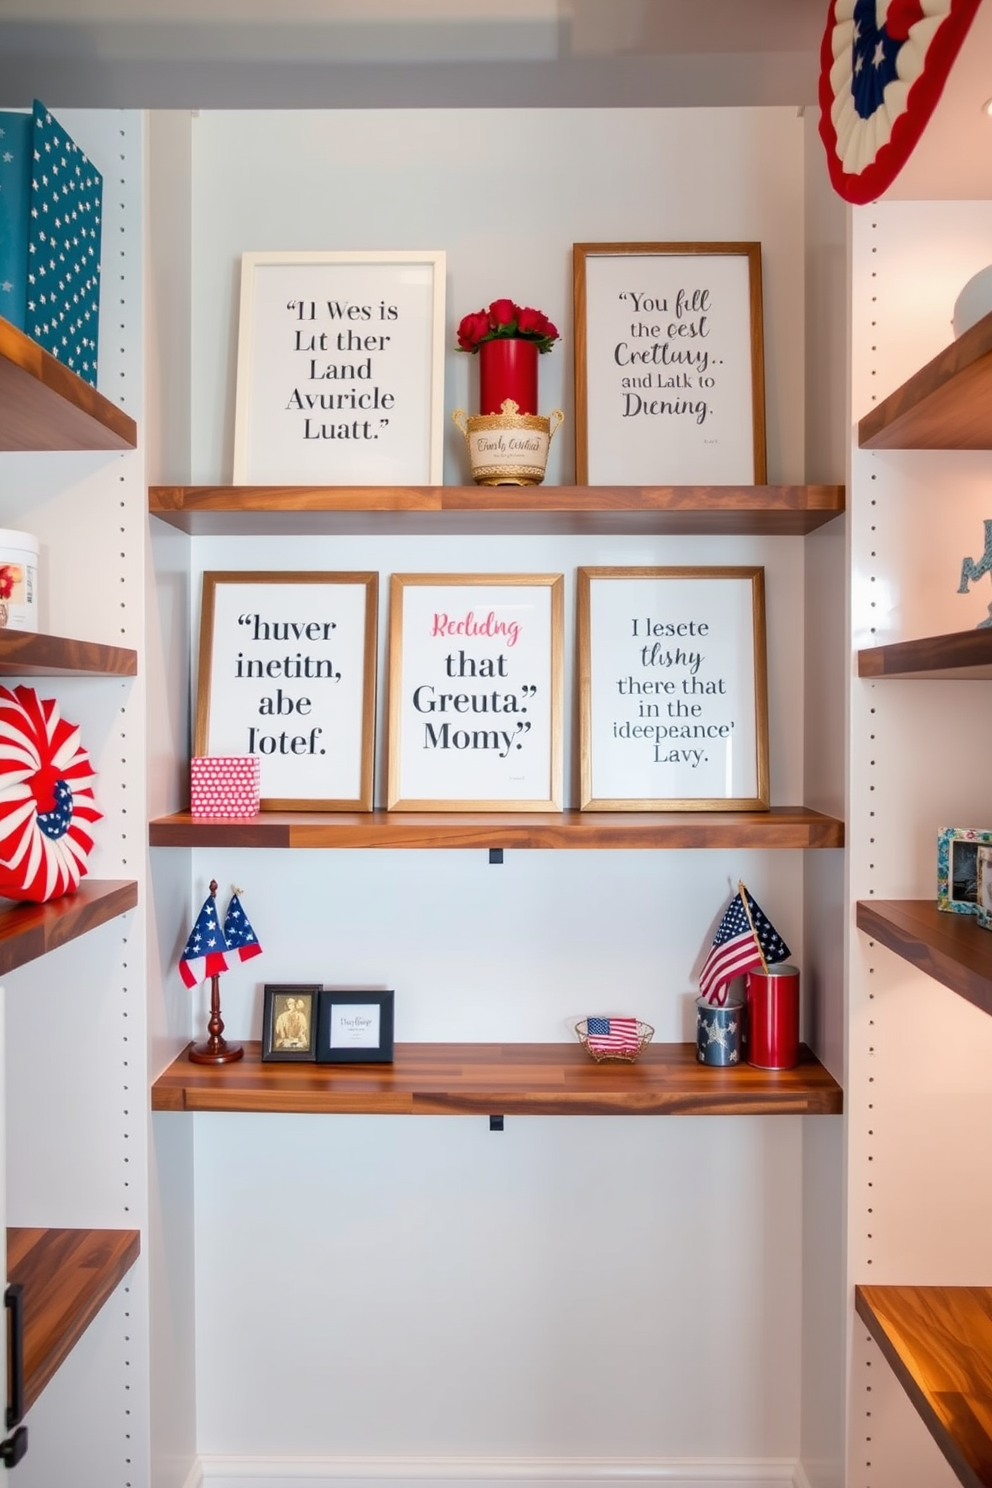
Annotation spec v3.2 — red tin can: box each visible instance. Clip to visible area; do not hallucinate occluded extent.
[745,965,800,1069]
[479,337,539,415]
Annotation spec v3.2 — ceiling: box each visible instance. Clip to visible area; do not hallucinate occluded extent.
[0,0,987,196]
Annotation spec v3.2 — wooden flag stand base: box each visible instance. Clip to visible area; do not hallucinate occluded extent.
[189,971,244,1065]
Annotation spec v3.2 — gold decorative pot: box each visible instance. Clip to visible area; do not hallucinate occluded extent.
[452,399,565,486]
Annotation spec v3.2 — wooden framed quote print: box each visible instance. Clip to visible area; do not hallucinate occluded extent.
[573,242,766,485]
[195,571,377,811]
[577,566,769,811]
[387,573,564,811]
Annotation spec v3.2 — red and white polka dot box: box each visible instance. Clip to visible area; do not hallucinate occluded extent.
[190,756,260,818]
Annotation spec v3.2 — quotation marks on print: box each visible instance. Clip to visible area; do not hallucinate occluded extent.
[284,297,399,442]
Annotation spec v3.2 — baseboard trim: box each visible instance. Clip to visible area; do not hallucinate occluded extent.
[195,1456,805,1488]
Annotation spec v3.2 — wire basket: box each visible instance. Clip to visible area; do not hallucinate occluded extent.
[574,1018,655,1063]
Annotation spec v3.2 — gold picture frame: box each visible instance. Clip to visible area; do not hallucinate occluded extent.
[576,565,769,811]
[195,571,378,811]
[387,572,564,811]
[573,241,767,486]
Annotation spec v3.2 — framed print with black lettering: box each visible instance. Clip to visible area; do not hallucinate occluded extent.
[577,566,769,811]
[387,573,564,811]
[233,249,446,484]
[573,242,766,485]
[195,571,377,811]
[261,984,320,1062]
[316,989,395,1064]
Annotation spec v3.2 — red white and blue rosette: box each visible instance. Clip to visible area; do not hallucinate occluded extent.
[0,686,100,903]
[819,0,982,204]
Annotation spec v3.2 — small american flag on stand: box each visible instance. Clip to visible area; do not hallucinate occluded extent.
[585,1016,640,1056]
[179,888,230,989]
[223,889,263,965]
[698,885,790,1006]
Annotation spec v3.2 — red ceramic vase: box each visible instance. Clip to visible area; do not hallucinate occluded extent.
[479,337,539,416]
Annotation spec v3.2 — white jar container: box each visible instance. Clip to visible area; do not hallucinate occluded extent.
[0,531,38,631]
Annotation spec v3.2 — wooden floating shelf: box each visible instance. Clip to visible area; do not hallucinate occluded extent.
[149,806,844,851]
[151,1040,842,1117]
[858,307,992,450]
[7,1227,140,1415]
[0,628,137,678]
[859,628,992,680]
[856,1284,992,1488]
[0,316,137,453]
[0,880,138,977]
[148,482,845,537]
[856,900,992,1019]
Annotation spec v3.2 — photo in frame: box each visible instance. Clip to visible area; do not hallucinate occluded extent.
[316,989,395,1064]
[233,249,446,485]
[195,571,378,811]
[977,846,992,930]
[576,566,769,811]
[261,984,320,1062]
[387,573,564,811]
[937,827,992,914]
[572,242,766,485]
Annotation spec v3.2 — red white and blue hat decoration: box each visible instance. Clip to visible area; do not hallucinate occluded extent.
[0,685,100,903]
[819,0,982,204]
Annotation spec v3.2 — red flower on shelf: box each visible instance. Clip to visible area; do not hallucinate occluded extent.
[456,298,560,355]
[0,567,17,602]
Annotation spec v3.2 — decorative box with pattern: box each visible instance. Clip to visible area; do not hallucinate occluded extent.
[190,756,260,819]
[0,100,103,385]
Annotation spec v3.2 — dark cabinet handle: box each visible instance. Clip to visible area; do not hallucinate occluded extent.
[4,1286,23,1430]
[0,1427,26,1469]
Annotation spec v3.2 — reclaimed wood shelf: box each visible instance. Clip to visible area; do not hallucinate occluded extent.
[856,1284,992,1488]
[148,482,844,536]
[149,805,844,851]
[151,1040,842,1116]
[856,900,992,1019]
[0,316,137,452]
[0,880,138,977]
[7,1227,140,1415]
[858,308,992,450]
[0,628,137,678]
[859,628,992,680]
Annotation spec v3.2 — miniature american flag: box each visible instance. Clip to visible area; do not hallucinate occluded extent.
[698,887,790,1006]
[179,889,230,989]
[223,890,262,965]
[586,1016,640,1056]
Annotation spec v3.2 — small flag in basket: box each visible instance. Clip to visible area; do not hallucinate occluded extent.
[586,1016,640,1057]
[698,885,790,1007]
[179,885,263,988]
[223,889,263,965]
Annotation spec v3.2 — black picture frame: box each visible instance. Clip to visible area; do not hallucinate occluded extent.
[316,989,395,1064]
[261,984,320,1062]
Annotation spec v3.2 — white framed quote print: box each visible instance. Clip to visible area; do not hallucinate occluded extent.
[195,571,378,811]
[233,249,446,484]
[577,566,769,811]
[387,573,564,811]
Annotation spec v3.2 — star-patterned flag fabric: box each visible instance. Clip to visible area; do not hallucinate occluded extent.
[586,1016,640,1056]
[0,100,102,384]
[223,891,262,965]
[819,0,981,204]
[179,891,231,989]
[698,888,790,1007]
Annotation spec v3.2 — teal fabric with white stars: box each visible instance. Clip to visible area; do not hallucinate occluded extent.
[0,101,102,386]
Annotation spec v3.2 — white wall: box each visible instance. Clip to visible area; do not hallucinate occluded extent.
[143,104,841,1477]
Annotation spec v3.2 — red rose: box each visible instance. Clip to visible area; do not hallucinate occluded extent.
[543,319,559,343]
[456,308,491,351]
[487,298,518,332]
[516,305,547,336]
